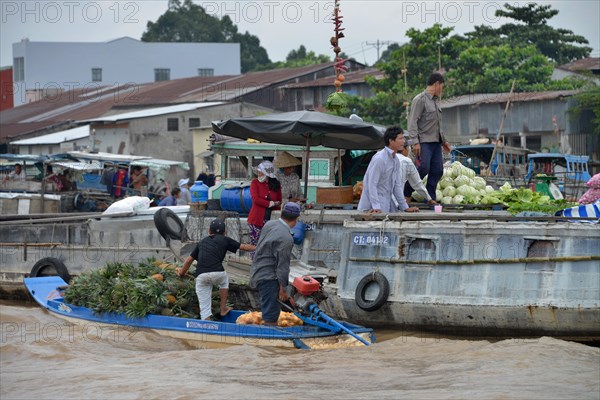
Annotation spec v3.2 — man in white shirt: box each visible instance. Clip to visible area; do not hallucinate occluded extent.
[358,126,419,213]
[3,164,27,182]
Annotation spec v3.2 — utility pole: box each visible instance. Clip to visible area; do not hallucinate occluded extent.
[365,40,391,62]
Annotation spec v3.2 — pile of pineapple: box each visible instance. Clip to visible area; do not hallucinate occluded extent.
[63,259,200,319]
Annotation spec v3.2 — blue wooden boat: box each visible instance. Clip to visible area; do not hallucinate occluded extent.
[24,276,375,349]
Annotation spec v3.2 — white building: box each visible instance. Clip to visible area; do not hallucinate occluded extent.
[10,125,91,154]
[12,37,240,107]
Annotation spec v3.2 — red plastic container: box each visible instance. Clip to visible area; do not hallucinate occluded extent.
[292,276,320,296]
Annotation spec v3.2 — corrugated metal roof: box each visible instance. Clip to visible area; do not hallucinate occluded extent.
[67,151,150,162]
[0,62,362,141]
[559,57,600,72]
[51,160,104,170]
[283,68,383,89]
[11,125,89,145]
[441,90,580,109]
[131,158,189,170]
[81,102,224,122]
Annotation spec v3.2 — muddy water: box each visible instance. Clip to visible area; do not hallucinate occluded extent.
[1,303,598,400]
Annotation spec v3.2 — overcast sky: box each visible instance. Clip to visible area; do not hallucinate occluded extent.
[1,1,598,68]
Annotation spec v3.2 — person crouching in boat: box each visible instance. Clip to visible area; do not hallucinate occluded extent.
[176,218,256,320]
[249,202,301,326]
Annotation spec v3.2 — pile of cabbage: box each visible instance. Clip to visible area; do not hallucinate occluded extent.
[410,162,578,214]
[411,161,498,205]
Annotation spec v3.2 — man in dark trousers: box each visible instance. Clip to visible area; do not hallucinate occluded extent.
[176,219,256,320]
[249,202,301,326]
[406,72,452,201]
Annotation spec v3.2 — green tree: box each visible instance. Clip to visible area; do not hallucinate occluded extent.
[467,3,591,64]
[265,45,331,69]
[346,22,588,125]
[569,86,600,135]
[369,24,466,94]
[141,0,271,72]
[345,24,466,126]
[376,43,401,65]
[445,45,555,96]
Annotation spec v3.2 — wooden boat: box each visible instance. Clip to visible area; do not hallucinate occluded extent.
[24,276,375,350]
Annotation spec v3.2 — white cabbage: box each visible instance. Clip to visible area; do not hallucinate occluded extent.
[452,195,464,204]
[500,182,513,193]
[412,191,426,202]
[439,177,454,189]
[454,175,471,187]
[464,167,476,179]
[436,190,443,202]
[456,185,472,197]
[442,186,456,197]
[441,196,453,204]
[473,177,487,190]
[450,164,462,179]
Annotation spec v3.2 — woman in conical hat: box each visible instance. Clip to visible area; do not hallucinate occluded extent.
[274,151,304,207]
[248,161,282,248]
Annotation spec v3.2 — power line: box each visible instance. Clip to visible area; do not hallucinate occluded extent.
[365,40,392,62]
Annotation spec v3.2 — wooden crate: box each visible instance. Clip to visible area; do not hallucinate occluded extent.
[316,186,354,204]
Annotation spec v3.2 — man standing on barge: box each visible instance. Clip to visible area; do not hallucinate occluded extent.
[405,72,452,201]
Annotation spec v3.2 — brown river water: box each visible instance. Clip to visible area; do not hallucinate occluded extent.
[1,302,599,400]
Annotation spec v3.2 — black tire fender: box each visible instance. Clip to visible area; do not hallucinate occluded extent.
[355,271,390,312]
[73,192,85,210]
[154,208,185,241]
[30,257,70,282]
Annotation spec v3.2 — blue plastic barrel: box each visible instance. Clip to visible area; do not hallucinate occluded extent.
[291,220,305,245]
[220,186,252,213]
[190,181,209,203]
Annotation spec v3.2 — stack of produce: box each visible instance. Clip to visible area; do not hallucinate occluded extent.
[411,161,578,214]
[63,259,200,318]
[353,181,363,200]
[236,311,303,327]
[579,173,600,204]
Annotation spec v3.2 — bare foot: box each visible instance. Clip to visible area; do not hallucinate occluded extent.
[220,307,232,317]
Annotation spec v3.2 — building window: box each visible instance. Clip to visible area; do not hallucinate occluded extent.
[227,157,247,179]
[92,68,102,82]
[197,68,214,77]
[13,57,24,81]
[167,118,179,131]
[189,118,200,128]
[155,68,170,82]
[308,159,329,181]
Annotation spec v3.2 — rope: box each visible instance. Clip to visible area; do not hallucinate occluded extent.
[379,214,390,244]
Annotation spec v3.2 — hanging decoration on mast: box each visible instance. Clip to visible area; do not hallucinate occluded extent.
[331,0,347,92]
[326,0,350,114]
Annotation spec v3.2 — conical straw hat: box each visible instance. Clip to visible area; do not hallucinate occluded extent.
[274,151,302,168]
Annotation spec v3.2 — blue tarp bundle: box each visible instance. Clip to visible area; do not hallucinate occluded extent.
[555,200,600,222]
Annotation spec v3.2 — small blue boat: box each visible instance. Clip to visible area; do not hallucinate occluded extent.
[24,276,375,349]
